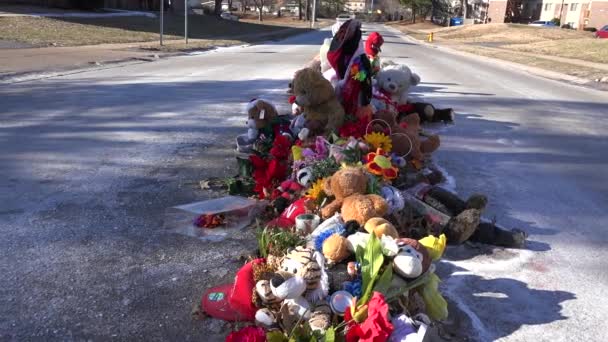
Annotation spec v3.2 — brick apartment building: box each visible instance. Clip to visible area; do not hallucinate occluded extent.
[488,0,607,28]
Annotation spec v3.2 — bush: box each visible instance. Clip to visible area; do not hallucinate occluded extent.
[584,27,597,32]
[551,17,560,26]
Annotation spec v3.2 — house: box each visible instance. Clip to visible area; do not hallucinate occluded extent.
[487,0,607,28]
[538,0,608,29]
[586,0,608,28]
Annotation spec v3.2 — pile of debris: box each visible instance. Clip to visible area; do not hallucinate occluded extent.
[186,20,526,342]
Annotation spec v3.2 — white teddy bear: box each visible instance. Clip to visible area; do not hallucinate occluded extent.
[371,64,421,113]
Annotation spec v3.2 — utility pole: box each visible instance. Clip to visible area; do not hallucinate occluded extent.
[160,0,164,46]
[311,0,316,28]
[184,0,189,44]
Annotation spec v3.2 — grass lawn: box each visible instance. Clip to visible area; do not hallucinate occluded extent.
[0,14,310,47]
[504,39,608,64]
[455,44,607,81]
[391,22,607,80]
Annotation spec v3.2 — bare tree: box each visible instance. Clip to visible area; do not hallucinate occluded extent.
[298,0,303,19]
[253,0,267,20]
[275,0,285,17]
[241,0,250,12]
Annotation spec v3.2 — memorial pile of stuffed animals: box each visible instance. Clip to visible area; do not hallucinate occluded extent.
[199,19,527,342]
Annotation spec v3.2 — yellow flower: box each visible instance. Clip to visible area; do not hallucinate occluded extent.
[305,178,325,200]
[364,132,392,153]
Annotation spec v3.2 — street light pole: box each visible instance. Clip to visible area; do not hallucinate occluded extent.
[185,0,188,44]
[311,0,316,28]
[160,0,164,46]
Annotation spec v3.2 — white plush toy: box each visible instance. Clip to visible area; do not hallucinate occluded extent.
[371,64,421,113]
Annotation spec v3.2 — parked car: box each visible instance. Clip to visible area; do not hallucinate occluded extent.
[220,12,239,21]
[450,17,463,26]
[596,25,608,38]
[528,20,557,27]
[336,13,355,25]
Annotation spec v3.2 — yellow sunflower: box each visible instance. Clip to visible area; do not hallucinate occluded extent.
[305,178,325,200]
[364,132,392,153]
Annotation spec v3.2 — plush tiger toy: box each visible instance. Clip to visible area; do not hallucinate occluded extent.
[254,247,331,332]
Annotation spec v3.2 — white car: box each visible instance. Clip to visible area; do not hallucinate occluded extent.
[528,20,556,27]
[220,12,239,21]
[336,13,355,25]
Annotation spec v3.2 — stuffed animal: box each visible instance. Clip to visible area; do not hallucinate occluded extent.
[371,64,420,113]
[397,102,455,124]
[320,167,369,219]
[322,233,351,265]
[254,247,331,332]
[392,238,431,279]
[326,19,373,115]
[373,110,440,160]
[364,217,399,239]
[244,99,284,140]
[292,68,345,140]
[341,194,389,226]
[365,31,384,77]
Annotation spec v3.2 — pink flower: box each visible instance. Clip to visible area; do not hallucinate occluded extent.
[225,326,267,342]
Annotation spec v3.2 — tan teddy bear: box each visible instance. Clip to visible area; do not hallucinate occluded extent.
[292,68,345,139]
[320,167,368,219]
[341,194,389,226]
[373,110,440,160]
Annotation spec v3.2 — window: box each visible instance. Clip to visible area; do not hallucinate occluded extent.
[544,3,552,11]
[570,3,578,11]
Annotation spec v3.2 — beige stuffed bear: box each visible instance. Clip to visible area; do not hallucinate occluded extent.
[292,68,345,139]
[320,167,369,219]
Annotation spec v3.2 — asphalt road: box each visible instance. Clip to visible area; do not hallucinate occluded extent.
[1,24,607,341]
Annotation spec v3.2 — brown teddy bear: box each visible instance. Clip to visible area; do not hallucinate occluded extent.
[320,167,368,219]
[373,110,440,160]
[245,99,280,140]
[292,68,345,139]
[341,194,389,226]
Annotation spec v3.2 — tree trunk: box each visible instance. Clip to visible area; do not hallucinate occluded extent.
[305,0,309,21]
[412,5,417,23]
[258,5,263,20]
[298,0,302,20]
[228,0,233,11]
[214,0,222,15]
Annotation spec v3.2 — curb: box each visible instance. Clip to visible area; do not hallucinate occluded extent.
[388,26,607,92]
